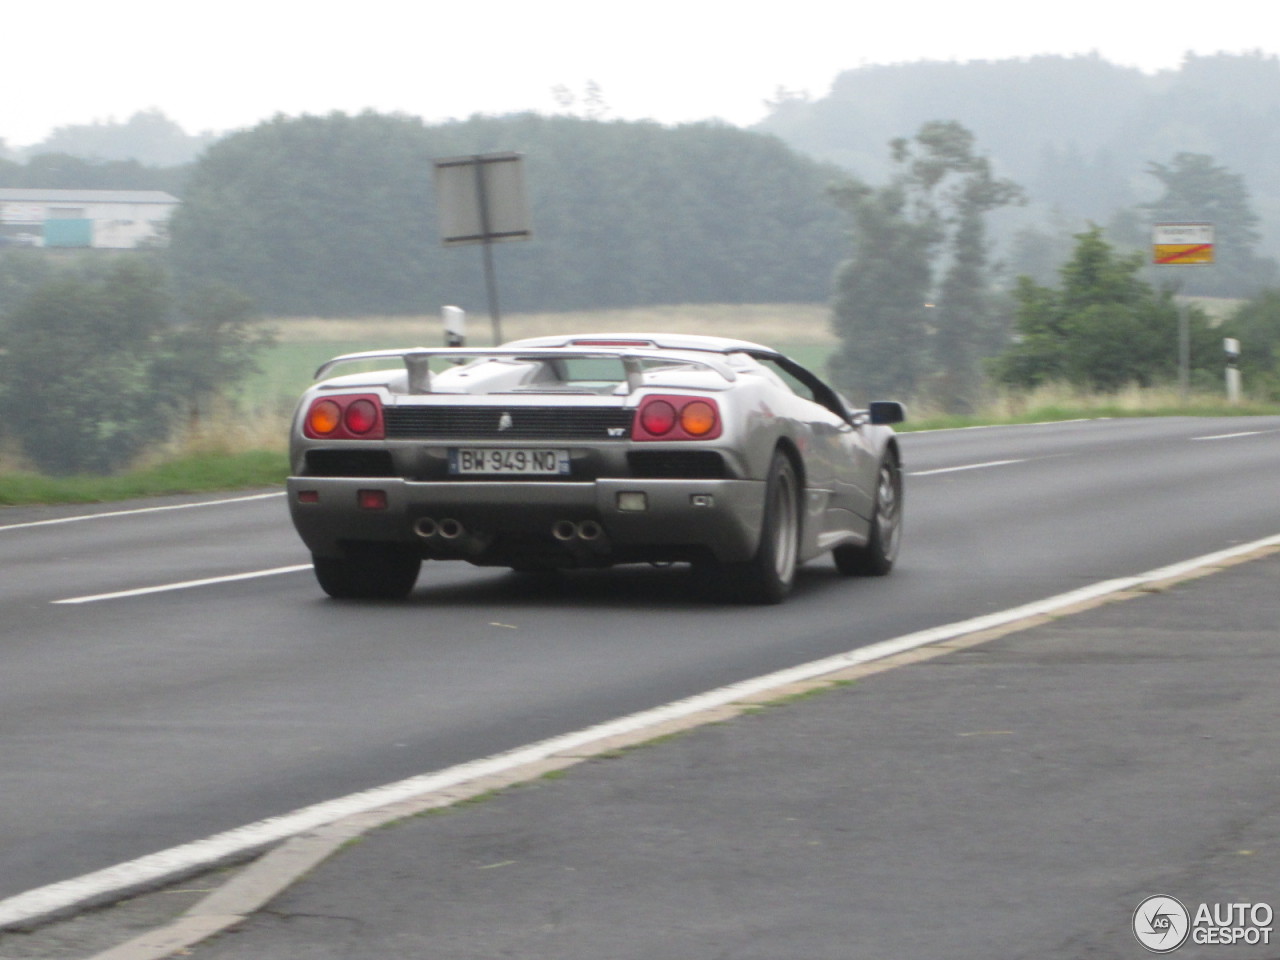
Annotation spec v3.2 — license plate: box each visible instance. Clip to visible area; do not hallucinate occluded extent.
[448,448,571,475]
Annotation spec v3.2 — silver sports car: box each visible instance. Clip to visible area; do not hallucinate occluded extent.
[287,333,904,603]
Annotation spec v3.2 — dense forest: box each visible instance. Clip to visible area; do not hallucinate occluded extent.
[164,112,847,315]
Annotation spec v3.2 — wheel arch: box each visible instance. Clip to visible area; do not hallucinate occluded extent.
[771,435,806,545]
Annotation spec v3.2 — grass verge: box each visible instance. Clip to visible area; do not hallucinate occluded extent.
[0,450,287,507]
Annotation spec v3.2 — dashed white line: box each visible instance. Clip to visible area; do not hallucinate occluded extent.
[52,565,313,605]
[0,492,285,532]
[1190,431,1265,441]
[908,459,1026,477]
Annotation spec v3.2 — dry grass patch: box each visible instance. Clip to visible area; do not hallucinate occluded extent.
[266,303,835,347]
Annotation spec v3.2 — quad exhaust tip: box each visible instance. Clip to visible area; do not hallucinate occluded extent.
[552,519,604,541]
[414,517,464,540]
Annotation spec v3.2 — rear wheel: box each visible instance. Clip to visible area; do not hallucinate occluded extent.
[719,450,800,604]
[312,544,421,599]
[833,451,902,577]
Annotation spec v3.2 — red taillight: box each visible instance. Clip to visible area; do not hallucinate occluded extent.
[303,395,384,439]
[345,399,379,434]
[634,396,721,441]
[639,400,677,436]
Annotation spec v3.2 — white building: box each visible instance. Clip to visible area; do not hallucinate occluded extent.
[0,188,179,249]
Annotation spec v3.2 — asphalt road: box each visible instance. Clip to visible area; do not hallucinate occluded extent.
[2,416,1278,907]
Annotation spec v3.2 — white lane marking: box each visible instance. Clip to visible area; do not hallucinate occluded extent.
[908,459,1025,476]
[6,530,1280,931]
[1190,430,1265,441]
[914,417,1100,433]
[52,565,313,605]
[0,492,285,532]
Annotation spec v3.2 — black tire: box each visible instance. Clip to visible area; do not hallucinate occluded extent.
[719,450,801,604]
[312,545,421,599]
[833,450,902,577]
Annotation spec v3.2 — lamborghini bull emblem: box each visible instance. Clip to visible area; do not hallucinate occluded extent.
[497,412,514,432]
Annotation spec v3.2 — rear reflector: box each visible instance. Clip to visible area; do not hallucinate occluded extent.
[358,489,388,510]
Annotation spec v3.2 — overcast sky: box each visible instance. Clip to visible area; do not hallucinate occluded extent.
[5,0,1276,146]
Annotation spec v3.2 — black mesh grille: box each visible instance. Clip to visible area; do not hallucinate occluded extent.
[627,450,727,479]
[303,449,396,477]
[385,406,632,440]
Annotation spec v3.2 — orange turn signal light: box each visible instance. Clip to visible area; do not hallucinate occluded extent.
[308,399,342,435]
[680,400,717,436]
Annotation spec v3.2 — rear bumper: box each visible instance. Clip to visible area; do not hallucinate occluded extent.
[287,476,766,564]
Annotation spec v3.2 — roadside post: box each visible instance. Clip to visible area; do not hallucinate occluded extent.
[1224,337,1241,405]
[433,152,533,345]
[1152,222,1214,404]
[442,305,466,348]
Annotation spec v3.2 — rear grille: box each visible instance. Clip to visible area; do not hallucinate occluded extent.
[627,450,727,479]
[303,449,396,477]
[385,406,632,440]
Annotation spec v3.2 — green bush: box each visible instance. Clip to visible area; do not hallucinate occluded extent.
[0,259,267,474]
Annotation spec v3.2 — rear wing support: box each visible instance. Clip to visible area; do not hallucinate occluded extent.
[313,347,738,394]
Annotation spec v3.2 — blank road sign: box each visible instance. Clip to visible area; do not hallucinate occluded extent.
[434,153,532,246]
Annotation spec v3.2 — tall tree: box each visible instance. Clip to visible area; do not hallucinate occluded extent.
[1143,152,1278,297]
[993,226,1218,391]
[828,121,1021,406]
[828,179,937,401]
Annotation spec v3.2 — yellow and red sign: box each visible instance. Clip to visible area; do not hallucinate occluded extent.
[1153,223,1215,265]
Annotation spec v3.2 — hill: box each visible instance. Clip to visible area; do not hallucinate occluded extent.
[756,53,1280,259]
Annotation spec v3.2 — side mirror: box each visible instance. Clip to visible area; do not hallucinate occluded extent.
[868,400,907,426]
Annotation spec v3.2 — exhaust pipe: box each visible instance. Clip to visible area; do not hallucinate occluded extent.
[413,517,438,539]
[551,519,606,542]
[437,518,465,540]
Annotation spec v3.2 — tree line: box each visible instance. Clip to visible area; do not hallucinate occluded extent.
[826,122,1280,408]
[760,52,1280,298]
[165,112,847,316]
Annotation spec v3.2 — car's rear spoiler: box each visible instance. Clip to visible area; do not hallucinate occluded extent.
[314,347,739,394]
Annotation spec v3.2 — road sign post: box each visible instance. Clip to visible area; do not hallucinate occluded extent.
[1224,337,1241,405]
[1153,223,1214,404]
[433,153,533,345]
